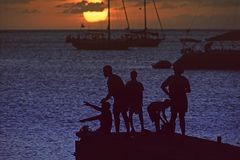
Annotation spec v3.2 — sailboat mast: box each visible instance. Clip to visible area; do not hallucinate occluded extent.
[144,0,147,38]
[153,0,165,39]
[122,0,130,30]
[108,0,111,40]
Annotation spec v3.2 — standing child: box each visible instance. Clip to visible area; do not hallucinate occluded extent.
[126,70,145,132]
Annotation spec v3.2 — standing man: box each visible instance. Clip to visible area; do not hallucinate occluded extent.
[161,65,191,135]
[126,70,145,132]
[101,65,130,134]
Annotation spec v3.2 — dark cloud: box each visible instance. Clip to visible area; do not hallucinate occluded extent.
[117,0,239,9]
[21,9,40,14]
[158,0,239,9]
[0,0,65,4]
[0,0,34,4]
[165,13,240,29]
[56,0,107,14]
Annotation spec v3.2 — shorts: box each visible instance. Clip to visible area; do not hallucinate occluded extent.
[129,104,143,114]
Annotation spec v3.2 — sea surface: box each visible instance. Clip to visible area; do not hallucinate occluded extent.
[0,30,240,160]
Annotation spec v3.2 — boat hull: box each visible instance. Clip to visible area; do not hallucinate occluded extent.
[129,38,162,47]
[71,39,129,50]
[174,52,240,70]
[152,60,172,69]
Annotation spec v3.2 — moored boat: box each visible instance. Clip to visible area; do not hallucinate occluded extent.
[122,0,165,47]
[152,60,172,69]
[67,0,129,50]
[174,30,240,70]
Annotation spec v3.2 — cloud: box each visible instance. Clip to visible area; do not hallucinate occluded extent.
[117,0,239,9]
[21,9,40,14]
[0,0,34,4]
[159,0,239,9]
[56,0,107,14]
[165,13,240,29]
[0,0,65,4]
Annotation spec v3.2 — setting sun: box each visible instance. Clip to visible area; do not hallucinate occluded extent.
[83,0,108,23]
[87,0,103,2]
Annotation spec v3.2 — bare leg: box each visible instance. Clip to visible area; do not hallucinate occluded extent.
[155,118,160,132]
[139,111,144,131]
[113,109,120,134]
[170,111,177,133]
[179,112,186,135]
[129,111,135,132]
[122,111,130,133]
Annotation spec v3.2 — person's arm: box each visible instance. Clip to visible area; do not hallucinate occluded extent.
[141,82,144,91]
[102,79,113,102]
[162,109,168,123]
[185,78,191,93]
[104,93,112,101]
[161,77,171,97]
[84,101,102,112]
[80,115,101,122]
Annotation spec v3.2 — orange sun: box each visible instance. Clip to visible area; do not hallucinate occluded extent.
[83,0,107,22]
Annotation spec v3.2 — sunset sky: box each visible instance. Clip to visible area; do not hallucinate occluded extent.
[0,0,239,30]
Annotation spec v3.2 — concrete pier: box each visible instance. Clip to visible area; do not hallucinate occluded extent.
[75,132,240,160]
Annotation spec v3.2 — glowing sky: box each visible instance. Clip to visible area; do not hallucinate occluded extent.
[0,0,239,30]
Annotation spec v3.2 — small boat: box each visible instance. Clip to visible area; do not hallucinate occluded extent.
[152,60,172,69]
[174,30,240,70]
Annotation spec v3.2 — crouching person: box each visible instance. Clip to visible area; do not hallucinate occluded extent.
[147,99,171,133]
[79,101,112,134]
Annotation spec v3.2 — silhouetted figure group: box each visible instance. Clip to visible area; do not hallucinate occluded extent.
[80,64,191,135]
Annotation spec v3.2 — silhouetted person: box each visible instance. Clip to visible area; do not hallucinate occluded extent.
[80,101,112,134]
[147,99,171,132]
[126,70,145,132]
[161,65,191,135]
[101,65,130,134]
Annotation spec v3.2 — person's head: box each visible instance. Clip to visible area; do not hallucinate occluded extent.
[163,99,171,109]
[130,70,137,80]
[103,65,112,78]
[101,101,110,111]
[173,64,184,75]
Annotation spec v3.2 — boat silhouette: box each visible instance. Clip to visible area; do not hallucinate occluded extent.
[152,30,240,70]
[174,30,240,70]
[67,0,129,50]
[122,0,165,47]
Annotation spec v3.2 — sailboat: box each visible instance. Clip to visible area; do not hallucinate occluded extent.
[68,0,129,50]
[122,0,165,47]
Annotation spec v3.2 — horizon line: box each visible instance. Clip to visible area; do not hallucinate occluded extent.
[1,28,238,32]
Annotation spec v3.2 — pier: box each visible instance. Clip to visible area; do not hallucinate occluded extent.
[75,132,240,160]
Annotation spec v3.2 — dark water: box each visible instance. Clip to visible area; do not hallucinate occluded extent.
[0,30,240,160]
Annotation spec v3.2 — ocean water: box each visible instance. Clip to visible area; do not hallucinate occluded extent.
[0,30,240,160]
